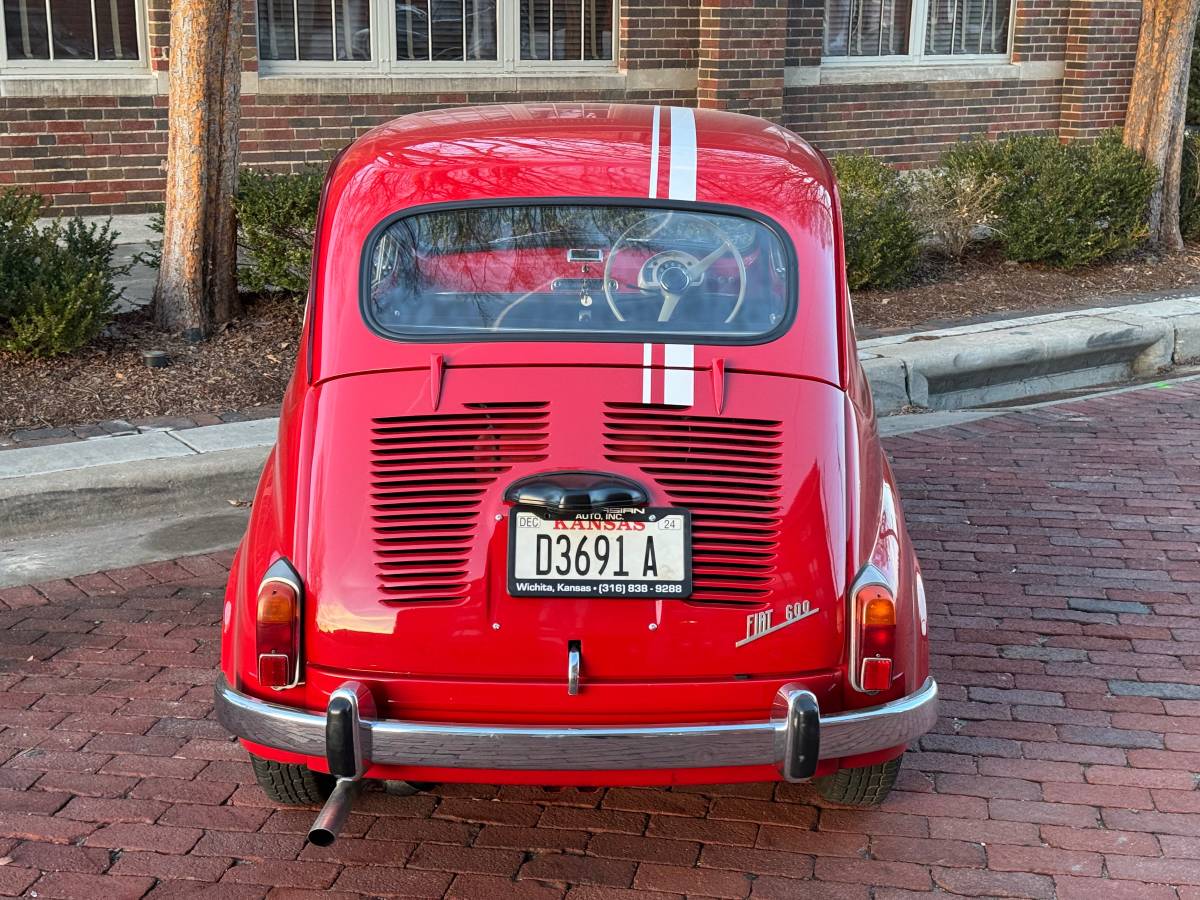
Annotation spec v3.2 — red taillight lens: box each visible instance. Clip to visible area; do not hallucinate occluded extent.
[854,582,896,694]
[257,652,291,687]
[256,577,298,689]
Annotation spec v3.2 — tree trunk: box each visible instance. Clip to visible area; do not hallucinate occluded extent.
[1124,0,1200,251]
[154,0,242,339]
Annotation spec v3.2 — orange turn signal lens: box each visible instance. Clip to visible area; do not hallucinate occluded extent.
[257,582,297,625]
[862,590,896,627]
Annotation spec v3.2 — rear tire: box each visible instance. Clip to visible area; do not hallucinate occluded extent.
[250,754,335,805]
[815,756,902,806]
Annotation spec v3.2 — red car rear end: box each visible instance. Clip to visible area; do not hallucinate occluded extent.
[216,103,936,845]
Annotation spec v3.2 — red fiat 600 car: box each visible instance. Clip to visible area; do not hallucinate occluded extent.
[216,103,937,845]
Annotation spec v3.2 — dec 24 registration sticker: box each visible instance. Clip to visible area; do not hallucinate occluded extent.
[508,507,692,599]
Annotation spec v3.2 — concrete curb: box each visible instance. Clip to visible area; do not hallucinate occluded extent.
[858,296,1200,413]
[0,445,269,540]
[0,419,274,542]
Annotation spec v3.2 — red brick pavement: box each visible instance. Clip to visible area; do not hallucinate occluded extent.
[1,380,1199,898]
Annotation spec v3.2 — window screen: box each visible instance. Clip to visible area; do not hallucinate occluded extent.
[395,0,498,62]
[520,0,611,61]
[257,0,373,61]
[4,0,139,60]
[823,0,912,57]
[924,0,1010,55]
[823,0,1009,58]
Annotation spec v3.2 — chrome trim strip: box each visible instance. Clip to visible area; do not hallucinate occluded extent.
[215,675,937,779]
[567,642,581,696]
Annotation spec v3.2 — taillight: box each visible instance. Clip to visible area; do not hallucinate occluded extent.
[850,483,902,695]
[854,581,896,693]
[255,559,301,689]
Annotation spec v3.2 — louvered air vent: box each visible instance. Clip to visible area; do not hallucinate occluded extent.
[603,403,783,606]
[370,402,549,600]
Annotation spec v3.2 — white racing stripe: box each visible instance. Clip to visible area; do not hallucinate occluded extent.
[642,342,653,403]
[664,343,694,370]
[639,106,699,408]
[648,106,661,199]
[667,107,697,202]
[662,343,695,407]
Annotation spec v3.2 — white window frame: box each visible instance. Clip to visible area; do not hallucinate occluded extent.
[821,0,1014,67]
[258,0,618,76]
[0,0,148,75]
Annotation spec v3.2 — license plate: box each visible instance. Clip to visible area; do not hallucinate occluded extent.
[508,507,692,599]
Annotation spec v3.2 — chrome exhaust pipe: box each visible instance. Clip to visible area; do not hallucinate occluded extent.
[308,681,373,846]
[308,777,360,847]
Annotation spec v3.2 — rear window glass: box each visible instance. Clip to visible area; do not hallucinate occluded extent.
[363,204,792,341]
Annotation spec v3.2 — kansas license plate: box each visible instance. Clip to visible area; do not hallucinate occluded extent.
[508,507,692,598]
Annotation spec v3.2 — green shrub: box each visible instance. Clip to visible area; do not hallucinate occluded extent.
[1181,132,1200,240]
[911,166,1003,260]
[943,131,1155,268]
[3,273,114,357]
[133,208,164,270]
[234,168,324,295]
[139,169,323,296]
[0,190,127,357]
[832,154,920,290]
[0,189,48,322]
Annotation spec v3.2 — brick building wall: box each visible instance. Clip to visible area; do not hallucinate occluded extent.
[0,0,1141,215]
[697,0,788,118]
[622,0,701,68]
[777,0,1093,164]
[786,0,824,67]
[1059,0,1142,140]
[782,79,1066,166]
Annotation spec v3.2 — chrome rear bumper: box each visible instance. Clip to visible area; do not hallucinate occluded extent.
[214,674,937,782]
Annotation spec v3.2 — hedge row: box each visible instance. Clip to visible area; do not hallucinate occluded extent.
[835,131,1158,289]
[237,136,1161,299]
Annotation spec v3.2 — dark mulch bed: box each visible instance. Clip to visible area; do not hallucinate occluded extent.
[3,244,1199,435]
[854,243,1200,335]
[0,294,302,434]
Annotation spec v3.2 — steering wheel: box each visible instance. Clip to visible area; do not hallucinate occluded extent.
[603,212,747,325]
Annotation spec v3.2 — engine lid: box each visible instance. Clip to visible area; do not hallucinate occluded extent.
[302,363,848,683]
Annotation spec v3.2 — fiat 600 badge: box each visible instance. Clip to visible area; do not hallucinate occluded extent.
[216,103,937,845]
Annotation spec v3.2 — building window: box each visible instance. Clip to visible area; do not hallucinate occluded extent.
[258,0,372,61]
[518,0,612,61]
[2,0,141,63]
[257,0,614,69]
[824,0,1010,60]
[924,0,1009,55]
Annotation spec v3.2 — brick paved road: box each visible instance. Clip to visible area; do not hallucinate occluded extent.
[1,380,1198,899]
